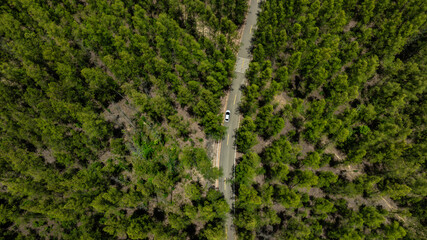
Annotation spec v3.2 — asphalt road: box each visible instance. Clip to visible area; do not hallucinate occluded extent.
[218,0,260,239]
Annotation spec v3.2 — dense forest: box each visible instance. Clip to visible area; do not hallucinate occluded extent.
[1,0,426,239]
[0,0,248,238]
[234,0,426,239]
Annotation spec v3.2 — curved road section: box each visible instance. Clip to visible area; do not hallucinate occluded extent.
[218,0,260,239]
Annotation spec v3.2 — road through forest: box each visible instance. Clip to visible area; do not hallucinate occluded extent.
[217,0,260,239]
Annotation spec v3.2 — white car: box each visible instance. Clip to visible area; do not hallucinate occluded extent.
[225,110,231,122]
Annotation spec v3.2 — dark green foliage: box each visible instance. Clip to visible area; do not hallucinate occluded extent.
[0,0,240,238]
[255,104,285,138]
[317,171,338,189]
[201,112,227,140]
[262,135,298,164]
[290,170,319,189]
[234,0,426,238]
[235,152,261,186]
[274,185,301,208]
[239,83,260,115]
[235,117,258,153]
[303,151,321,169]
[180,147,221,181]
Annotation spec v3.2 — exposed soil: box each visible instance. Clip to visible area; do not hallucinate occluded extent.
[99,151,115,163]
[298,140,315,159]
[278,119,295,137]
[171,180,192,208]
[189,168,209,188]
[205,139,218,167]
[378,195,398,211]
[195,20,215,41]
[317,164,342,177]
[324,144,347,162]
[306,88,323,100]
[232,18,247,48]
[252,135,271,154]
[254,173,265,186]
[302,187,326,198]
[339,164,364,181]
[342,195,370,210]
[344,19,357,33]
[364,73,382,87]
[103,98,137,135]
[271,203,287,213]
[333,103,349,116]
[40,149,55,164]
[176,107,206,148]
[273,92,292,110]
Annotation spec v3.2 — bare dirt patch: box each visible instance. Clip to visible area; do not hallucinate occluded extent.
[40,149,55,164]
[289,73,297,89]
[342,195,370,210]
[189,168,209,188]
[273,92,292,110]
[278,119,295,137]
[271,202,287,213]
[361,47,369,55]
[232,20,247,48]
[306,89,323,100]
[176,107,206,148]
[339,164,364,181]
[99,151,115,163]
[302,187,326,198]
[333,103,349,116]
[103,98,137,134]
[196,20,215,41]
[364,73,381,88]
[147,200,157,217]
[318,143,363,181]
[254,173,265,186]
[252,135,273,154]
[324,144,347,161]
[377,195,398,211]
[317,165,342,176]
[344,19,357,32]
[298,140,315,159]
[372,196,407,223]
[206,139,219,174]
[171,180,192,208]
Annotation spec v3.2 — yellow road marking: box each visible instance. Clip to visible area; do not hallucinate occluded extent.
[224,180,226,191]
[225,227,228,239]
[227,134,229,145]
[250,25,252,34]
[234,95,237,105]
[241,58,245,69]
